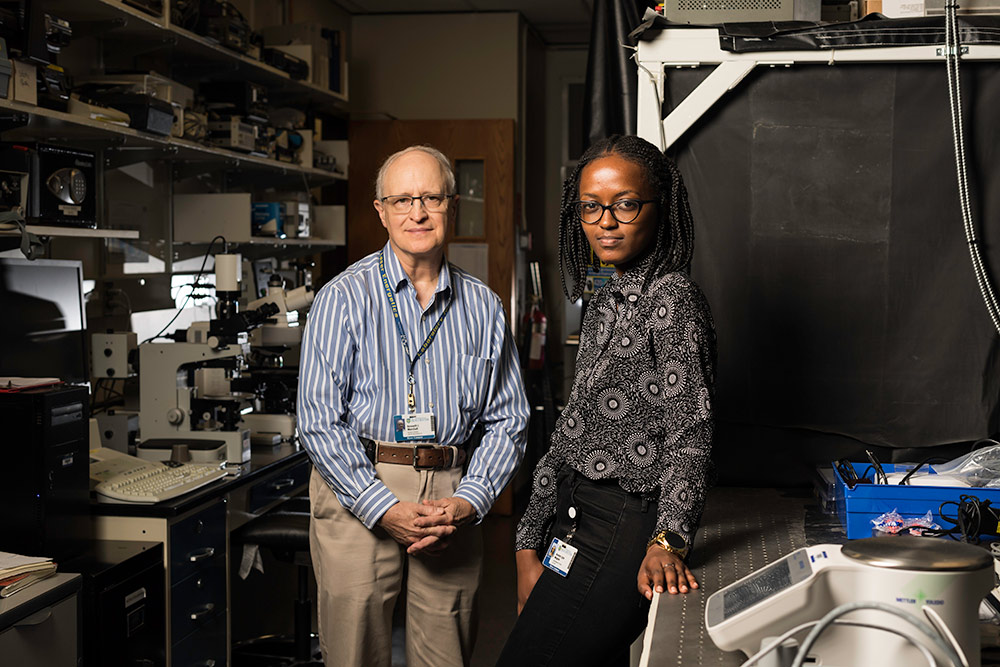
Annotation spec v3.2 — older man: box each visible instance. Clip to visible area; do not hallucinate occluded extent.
[298,145,529,667]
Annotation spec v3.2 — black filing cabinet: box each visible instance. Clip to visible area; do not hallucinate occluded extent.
[169,500,227,666]
[64,541,166,667]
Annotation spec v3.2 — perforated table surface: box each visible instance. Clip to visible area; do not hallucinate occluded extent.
[639,486,1000,666]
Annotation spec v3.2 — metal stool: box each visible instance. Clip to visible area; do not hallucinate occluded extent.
[232,498,322,666]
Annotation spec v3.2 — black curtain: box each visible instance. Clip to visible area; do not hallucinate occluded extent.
[583,1,650,146]
[665,61,1000,484]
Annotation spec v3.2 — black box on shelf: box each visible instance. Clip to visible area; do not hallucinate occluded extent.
[0,2,71,67]
[0,142,97,228]
[77,89,174,136]
[203,80,268,124]
[260,46,309,80]
[36,62,69,111]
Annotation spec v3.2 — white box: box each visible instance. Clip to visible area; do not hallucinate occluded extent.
[881,0,924,16]
[173,193,252,243]
[313,205,345,245]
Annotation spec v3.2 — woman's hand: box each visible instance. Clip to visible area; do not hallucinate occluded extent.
[515,549,545,615]
[637,545,698,600]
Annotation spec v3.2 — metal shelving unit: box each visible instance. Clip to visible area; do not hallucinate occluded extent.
[1,0,350,261]
[0,97,345,187]
[43,0,348,110]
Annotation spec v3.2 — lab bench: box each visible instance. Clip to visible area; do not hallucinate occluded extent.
[90,443,311,667]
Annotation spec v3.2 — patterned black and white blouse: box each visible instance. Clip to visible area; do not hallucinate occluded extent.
[515,260,717,552]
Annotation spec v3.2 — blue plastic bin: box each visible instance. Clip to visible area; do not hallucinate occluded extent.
[832,461,1000,539]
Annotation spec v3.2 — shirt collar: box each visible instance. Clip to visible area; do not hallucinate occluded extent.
[381,242,453,298]
[608,252,655,293]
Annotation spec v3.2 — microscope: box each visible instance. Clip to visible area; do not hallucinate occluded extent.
[242,272,314,445]
[138,251,278,467]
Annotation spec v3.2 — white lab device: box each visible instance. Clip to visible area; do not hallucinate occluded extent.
[705,536,993,666]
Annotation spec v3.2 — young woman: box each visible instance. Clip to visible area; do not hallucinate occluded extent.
[496,135,716,666]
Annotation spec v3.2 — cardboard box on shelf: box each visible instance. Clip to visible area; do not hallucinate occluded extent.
[313,205,345,245]
[10,60,36,105]
[314,139,348,177]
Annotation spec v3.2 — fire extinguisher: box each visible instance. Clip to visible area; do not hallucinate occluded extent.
[522,297,547,371]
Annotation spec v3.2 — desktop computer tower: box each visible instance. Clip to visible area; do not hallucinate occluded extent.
[0,384,91,560]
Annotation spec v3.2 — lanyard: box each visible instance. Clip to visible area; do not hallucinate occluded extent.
[379,250,453,413]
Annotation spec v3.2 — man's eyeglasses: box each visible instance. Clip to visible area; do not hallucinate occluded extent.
[380,193,455,214]
[574,199,656,224]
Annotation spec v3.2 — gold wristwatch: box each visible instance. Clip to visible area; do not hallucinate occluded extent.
[647,530,689,559]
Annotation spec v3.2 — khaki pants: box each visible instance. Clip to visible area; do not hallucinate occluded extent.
[309,464,483,667]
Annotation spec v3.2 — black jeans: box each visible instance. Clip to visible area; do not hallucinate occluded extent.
[496,470,658,667]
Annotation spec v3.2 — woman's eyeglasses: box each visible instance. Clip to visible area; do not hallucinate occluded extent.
[574,199,657,224]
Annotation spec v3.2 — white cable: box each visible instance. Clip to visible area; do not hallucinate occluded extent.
[945,3,993,330]
[836,620,939,667]
[922,605,970,667]
[944,3,1000,334]
[737,621,818,667]
[789,602,964,667]
[738,619,937,667]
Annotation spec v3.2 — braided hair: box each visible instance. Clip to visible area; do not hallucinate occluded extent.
[558,135,695,301]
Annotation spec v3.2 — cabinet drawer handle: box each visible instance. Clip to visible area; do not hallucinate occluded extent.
[190,603,215,621]
[194,660,216,667]
[14,608,52,627]
[270,478,295,491]
[187,547,215,562]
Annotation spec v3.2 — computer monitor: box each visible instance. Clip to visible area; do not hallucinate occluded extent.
[0,257,89,384]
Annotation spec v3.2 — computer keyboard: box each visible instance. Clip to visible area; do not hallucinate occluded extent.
[91,447,228,503]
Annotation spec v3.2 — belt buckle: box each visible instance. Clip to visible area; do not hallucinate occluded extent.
[412,443,439,470]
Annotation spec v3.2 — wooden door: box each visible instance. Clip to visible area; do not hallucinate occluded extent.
[347,119,516,316]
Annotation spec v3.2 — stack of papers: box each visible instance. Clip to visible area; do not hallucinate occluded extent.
[0,552,57,598]
[0,377,62,393]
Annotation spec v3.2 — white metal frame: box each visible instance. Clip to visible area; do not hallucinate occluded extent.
[635,27,1000,148]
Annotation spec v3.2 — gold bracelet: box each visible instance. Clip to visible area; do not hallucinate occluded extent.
[647,530,689,559]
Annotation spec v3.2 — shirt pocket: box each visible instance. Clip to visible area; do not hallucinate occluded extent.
[455,353,492,417]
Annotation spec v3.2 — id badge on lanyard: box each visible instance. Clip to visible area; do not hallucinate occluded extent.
[543,504,580,577]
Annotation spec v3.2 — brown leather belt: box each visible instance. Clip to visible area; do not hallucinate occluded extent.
[371,441,466,470]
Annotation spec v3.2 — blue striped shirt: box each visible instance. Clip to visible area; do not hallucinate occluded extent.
[297,243,530,529]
